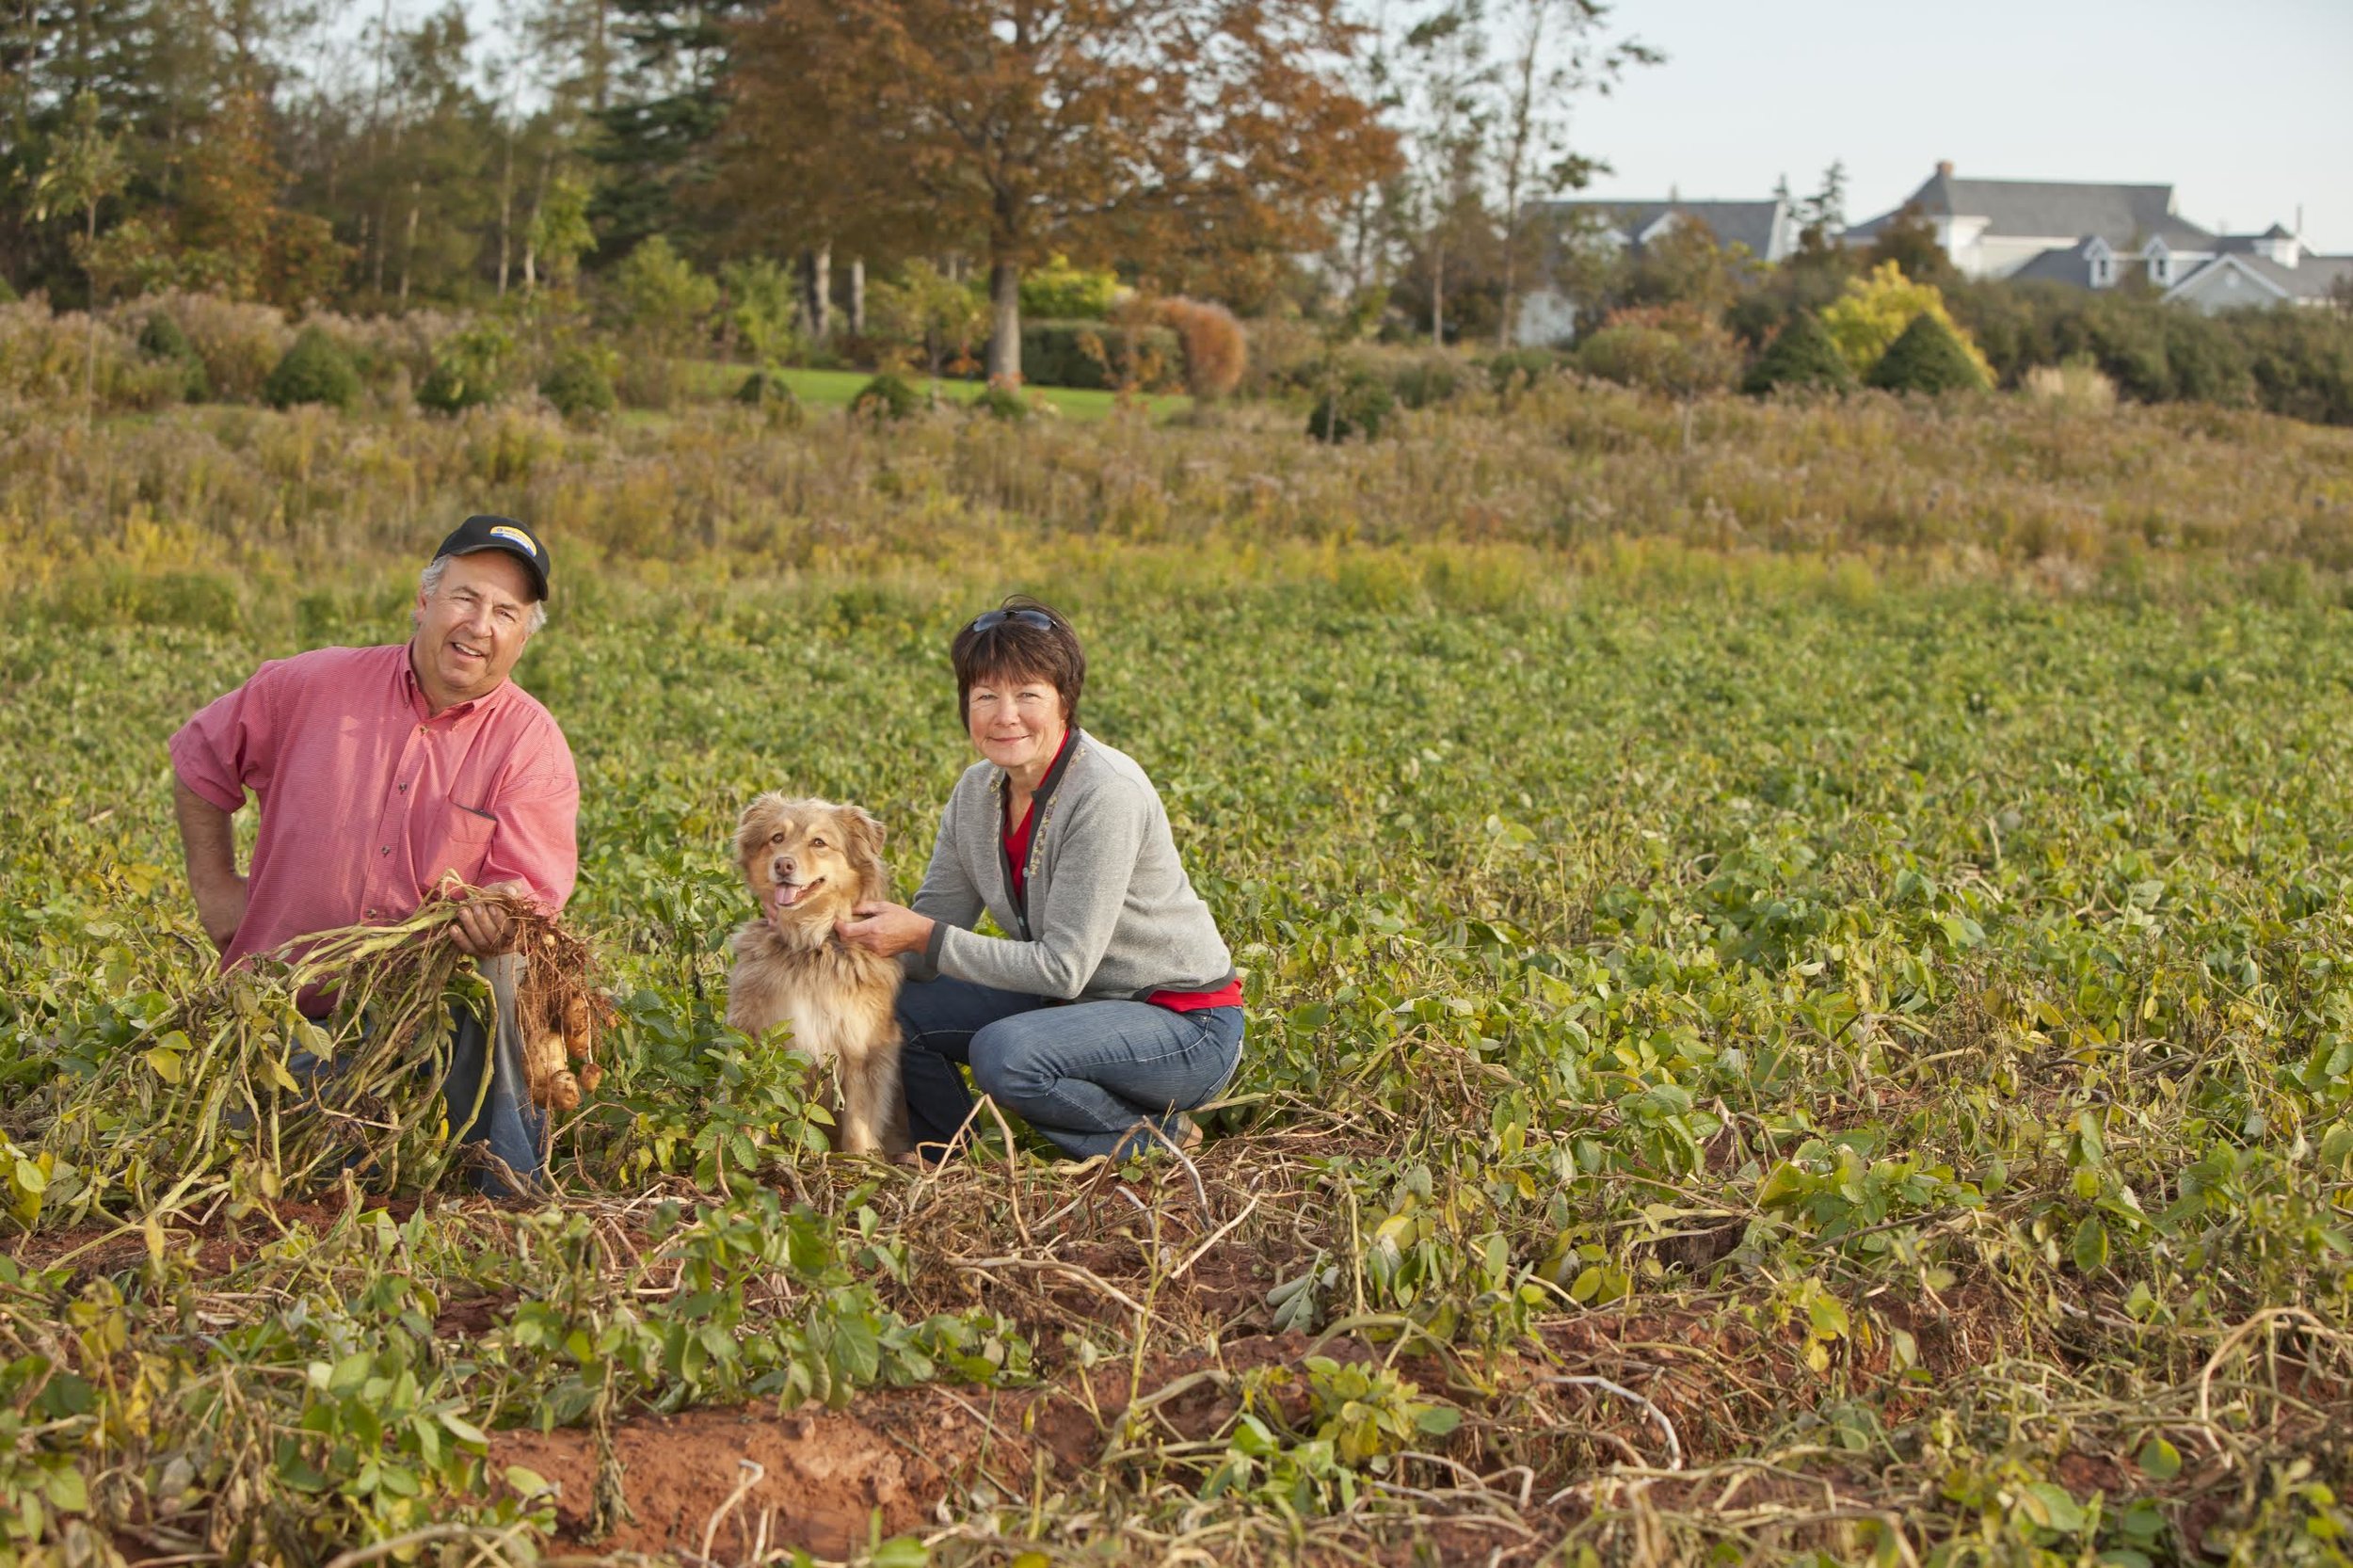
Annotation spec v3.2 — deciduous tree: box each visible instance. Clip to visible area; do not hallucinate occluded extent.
[719,0,1396,382]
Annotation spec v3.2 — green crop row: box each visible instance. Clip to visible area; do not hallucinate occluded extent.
[1,572,2348,1563]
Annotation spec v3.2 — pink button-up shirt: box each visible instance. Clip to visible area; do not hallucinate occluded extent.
[170,643,579,976]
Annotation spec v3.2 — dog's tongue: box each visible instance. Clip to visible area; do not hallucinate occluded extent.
[770,882,807,912]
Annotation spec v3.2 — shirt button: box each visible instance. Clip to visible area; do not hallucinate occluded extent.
[380,846,392,856]
[398,782,408,792]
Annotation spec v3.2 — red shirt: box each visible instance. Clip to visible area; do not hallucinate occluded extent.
[170,644,579,976]
[1000,731,1238,1014]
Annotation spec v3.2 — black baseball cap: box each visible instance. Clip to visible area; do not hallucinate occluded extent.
[433,515,550,600]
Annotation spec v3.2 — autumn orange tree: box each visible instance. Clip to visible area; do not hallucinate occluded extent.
[719,0,1397,380]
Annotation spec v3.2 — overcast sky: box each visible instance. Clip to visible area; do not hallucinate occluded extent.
[1561,0,2353,250]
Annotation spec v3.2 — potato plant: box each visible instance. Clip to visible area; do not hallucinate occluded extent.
[0,561,2348,1565]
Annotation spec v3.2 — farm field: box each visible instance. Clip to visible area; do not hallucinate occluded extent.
[3,550,2351,1564]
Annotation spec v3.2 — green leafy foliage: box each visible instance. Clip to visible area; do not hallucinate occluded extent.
[1018,319,1180,392]
[2,403,2352,1560]
[1306,371,1396,440]
[1017,254,1117,320]
[1866,309,1990,394]
[539,348,617,421]
[850,372,921,422]
[415,320,515,414]
[262,326,359,409]
[1742,310,1852,396]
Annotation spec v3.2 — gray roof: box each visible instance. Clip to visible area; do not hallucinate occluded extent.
[2170,251,2353,302]
[2241,252,2353,299]
[1849,171,2217,249]
[2009,238,2098,287]
[1540,198,1786,259]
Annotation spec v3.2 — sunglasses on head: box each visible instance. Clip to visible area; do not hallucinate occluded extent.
[968,608,1057,633]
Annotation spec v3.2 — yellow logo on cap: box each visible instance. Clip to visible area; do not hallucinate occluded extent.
[488,524,537,555]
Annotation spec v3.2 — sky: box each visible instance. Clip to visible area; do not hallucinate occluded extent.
[1559,0,2353,250]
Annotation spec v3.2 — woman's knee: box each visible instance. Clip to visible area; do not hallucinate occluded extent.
[969,1023,1054,1101]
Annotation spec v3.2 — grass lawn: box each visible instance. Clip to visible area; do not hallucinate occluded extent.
[700,361,1191,422]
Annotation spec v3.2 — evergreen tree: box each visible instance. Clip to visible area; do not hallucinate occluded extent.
[1742,310,1851,396]
[587,0,753,261]
[1866,311,1988,394]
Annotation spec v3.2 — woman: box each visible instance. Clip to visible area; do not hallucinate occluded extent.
[836,599,1243,1163]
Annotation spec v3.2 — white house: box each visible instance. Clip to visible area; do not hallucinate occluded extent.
[1848,164,2351,312]
[1513,196,1797,345]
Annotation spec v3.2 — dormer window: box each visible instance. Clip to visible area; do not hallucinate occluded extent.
[2088,239,2115,287]
[2145,241,2169,286]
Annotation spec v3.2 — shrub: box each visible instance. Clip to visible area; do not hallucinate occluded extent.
[2234,309,2353,426]
[1576,309,1742,401]
[1390,355,1465,410]
[0,302,188,409]
[1821,262,1994,385]
[972,383,1031,423]
[612,235,718,347]
[141,291,294,402]
[541,349,618,421]
[1019,255,1118,320]
[1742,311,1852,396]
[851,372,921,422]
[1482,346,1564,395]
[1306,372,1396,441]
[264,327,360,410]
[732,368,805,426]
[1019,319,1180,391]
[1154,297,1248,399]
[865,262,985,376]
[137,311,212,401]
[611,236,717,408]
[1866,311,1989,394]
[415,321,514,414]
[0,275,16,304]
[137,312,192,362]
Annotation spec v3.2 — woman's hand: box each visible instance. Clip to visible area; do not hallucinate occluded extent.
[837,901,935,959]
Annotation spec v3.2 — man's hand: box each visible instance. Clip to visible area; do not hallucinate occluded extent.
[174,777,248,952]
[192,872,248,952]
[837,901,935,959]
[450,880,530,957]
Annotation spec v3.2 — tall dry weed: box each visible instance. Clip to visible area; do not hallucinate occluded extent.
[1155,297,1249,400]
[3,376,2348,589]
[2023,360,2119,414]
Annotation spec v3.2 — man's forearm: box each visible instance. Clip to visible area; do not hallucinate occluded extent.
[175,776,248,949]
[174,777,239,887]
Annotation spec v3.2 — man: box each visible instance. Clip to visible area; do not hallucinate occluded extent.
[170,516,579,1195]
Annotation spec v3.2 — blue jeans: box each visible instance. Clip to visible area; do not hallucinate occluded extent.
[295,951,547,1199]
[441,952,549,1198]
[897,977,1243,1161]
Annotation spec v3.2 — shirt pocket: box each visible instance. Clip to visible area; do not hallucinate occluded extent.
[420,804,498,889]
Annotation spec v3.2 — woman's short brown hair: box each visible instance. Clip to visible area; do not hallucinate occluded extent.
[951,596,1084,729]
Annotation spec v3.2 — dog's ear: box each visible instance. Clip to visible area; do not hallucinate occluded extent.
[841,806,889,903]
[734,793,781,871]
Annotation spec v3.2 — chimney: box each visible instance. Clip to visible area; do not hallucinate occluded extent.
[1936,160,1954,178]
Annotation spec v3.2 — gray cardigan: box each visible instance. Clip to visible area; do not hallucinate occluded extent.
[904,730,1236,1001]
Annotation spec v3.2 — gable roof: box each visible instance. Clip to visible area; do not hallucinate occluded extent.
[1541,198,1788,259]
[2167,251,2353,303]
[1849,171,2217,249]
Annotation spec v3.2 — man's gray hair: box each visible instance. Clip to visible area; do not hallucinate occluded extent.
[418,555,549,634]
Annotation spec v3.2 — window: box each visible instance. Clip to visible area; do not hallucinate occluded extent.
[2091,253,2112,287]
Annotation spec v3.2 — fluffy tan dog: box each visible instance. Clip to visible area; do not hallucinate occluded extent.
[724,794,907,1158]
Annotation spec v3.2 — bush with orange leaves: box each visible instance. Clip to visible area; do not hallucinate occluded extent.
[1155,297,1249,401]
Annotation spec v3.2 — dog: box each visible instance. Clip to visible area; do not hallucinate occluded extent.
[724,794,907,1158]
